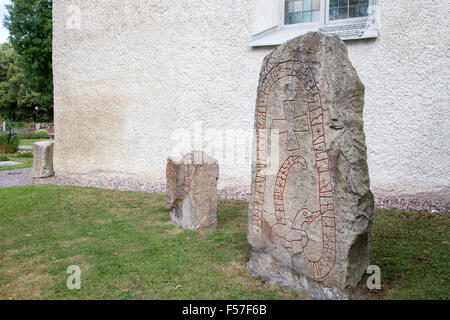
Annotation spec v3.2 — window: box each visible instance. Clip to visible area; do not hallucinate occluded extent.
[250,0,378,46]
[285,0,321,25]
[329,0,369,20]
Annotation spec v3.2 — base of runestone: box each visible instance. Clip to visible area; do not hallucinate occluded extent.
[247,250,369,300]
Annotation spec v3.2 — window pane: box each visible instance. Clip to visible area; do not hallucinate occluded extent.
[286,0,301,13]
[312,0,320,10]
[330,0,370,20]
[303,11,311,23]
[286,12,302,24]
[360,4,369,16]
[338,7,347,19]
[330,0,339,8]
[303,0,312,11]
[349,5,359,18]
[293,12,302,23]
[329,8,339,20]
[285,0,320,24]
[312,10,320,22]
[286,1,292,12]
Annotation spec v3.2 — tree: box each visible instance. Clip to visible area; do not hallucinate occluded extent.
[3,0,53,120]
[0,42,41,121]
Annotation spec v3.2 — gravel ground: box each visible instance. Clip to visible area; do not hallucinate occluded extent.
[0,168,32,188]
[374,196,449,213]
[34,175,449,213]
[2,170,447,213]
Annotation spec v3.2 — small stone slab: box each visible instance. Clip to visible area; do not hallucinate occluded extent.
[0,161,22,167]
[32,140,54,178]
[166,151,219,230]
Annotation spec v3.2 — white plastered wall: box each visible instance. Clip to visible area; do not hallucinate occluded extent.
[53,0,449,199]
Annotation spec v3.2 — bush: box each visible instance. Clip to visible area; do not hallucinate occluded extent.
[0,154,9,161]
[17,132,35,139]
[16,152,33,158]
[18,130,50,139]
[34,129,49,139]
[0,131,19,154]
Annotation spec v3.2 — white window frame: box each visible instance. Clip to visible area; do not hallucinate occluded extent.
[250,0,378,47]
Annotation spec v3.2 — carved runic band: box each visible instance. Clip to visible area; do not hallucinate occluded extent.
[252,60,337,281]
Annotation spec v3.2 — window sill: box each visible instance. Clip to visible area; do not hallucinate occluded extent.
[249,21,378,47]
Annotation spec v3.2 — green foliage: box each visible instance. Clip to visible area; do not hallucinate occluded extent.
[17,132,35,139]
[0,130,19,153]
[34,128,49,138]
[18,130,49,139]
[0,154,9,161]
[0,153,32,171]
[6,121,27,129]
[0,42,42,121]
[3,0,53,120]
[15,151,33,158]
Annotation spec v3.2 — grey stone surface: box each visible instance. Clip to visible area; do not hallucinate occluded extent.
[32,141,54,178]
[0,161,22,167]
[0,168,32,188]
[166,151,219,230]
[247,32,374,300]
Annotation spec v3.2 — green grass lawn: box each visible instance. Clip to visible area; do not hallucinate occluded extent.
[19,139,48,146]
[0,185,448,300]
[0,154,33,172]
